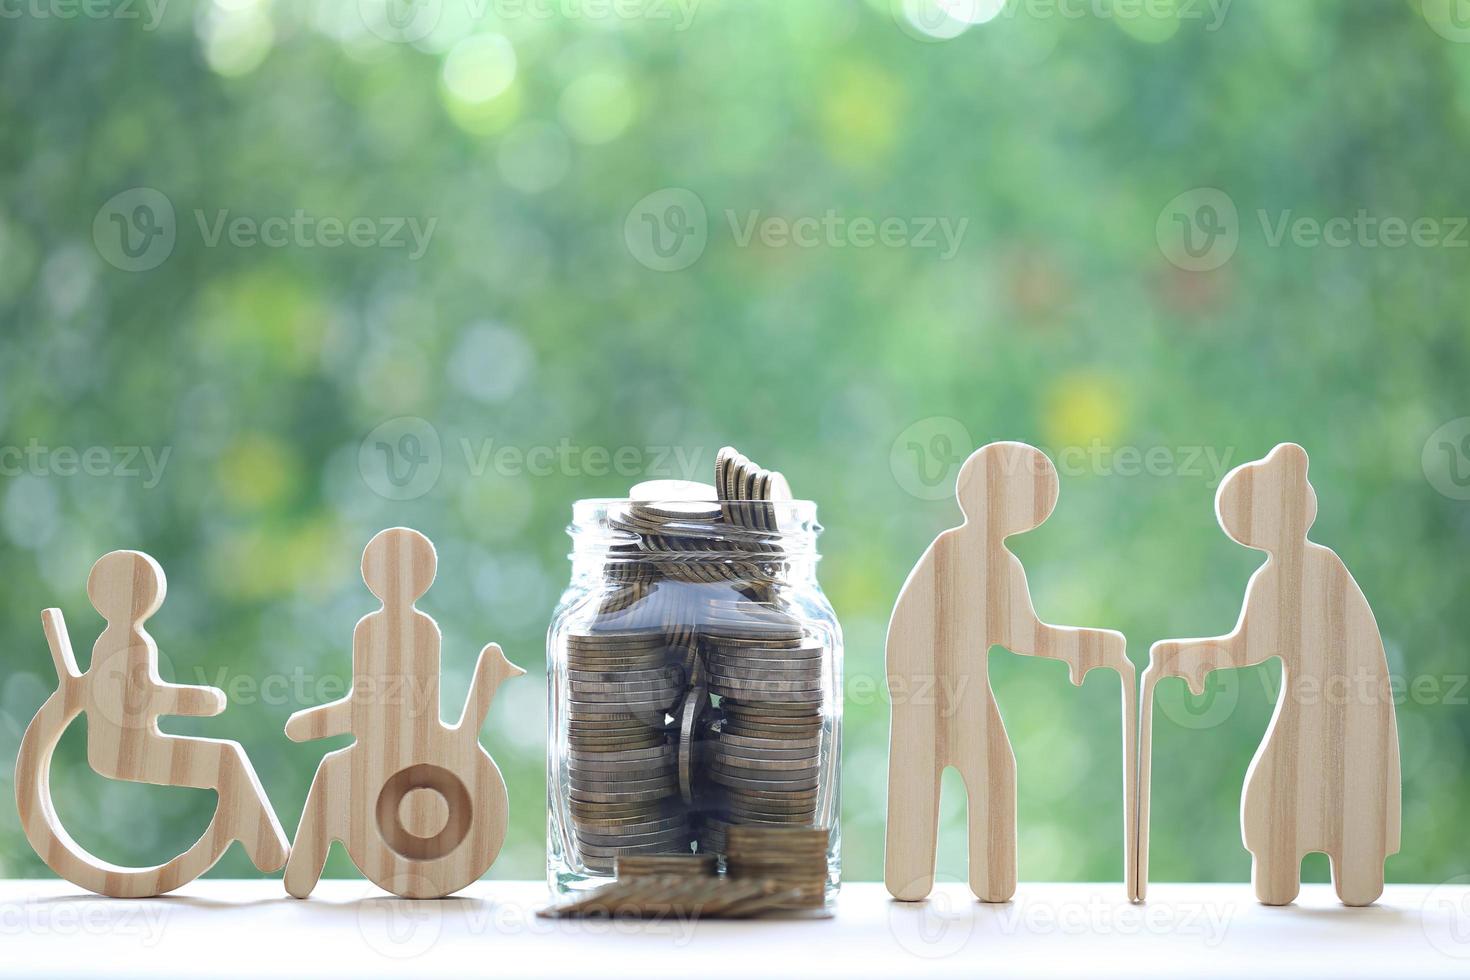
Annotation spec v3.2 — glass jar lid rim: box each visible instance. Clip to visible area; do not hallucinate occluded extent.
[571,496,818,506]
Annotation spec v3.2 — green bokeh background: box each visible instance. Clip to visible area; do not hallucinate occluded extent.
[0,0,1466,889]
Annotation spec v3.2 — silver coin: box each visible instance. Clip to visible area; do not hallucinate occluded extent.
[713,754,820,774]
[706,673,823,694]
[568,666,684,684]
[575,816,688,840]
[577,826,692,849]
[709,769,819,794]
[718,732,821,752]
[577,838,693,859]
[569,748,676,766]
[569,766,676,785]
[570,784,679,804]
[714,746,820,765]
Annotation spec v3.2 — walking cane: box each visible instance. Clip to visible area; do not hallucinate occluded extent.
[1133,664,1160,903]
[1119,658,1141,904]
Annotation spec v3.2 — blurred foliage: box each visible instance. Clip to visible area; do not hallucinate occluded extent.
[0,0,1466,889]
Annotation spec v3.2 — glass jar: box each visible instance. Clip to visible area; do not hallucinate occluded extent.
[547,496,841,897]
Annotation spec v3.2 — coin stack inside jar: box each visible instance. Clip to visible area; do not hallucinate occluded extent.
[565,626,688,874]
[557,448,834,876]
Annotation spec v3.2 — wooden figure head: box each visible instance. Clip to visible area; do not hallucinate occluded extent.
[1214,442,1318,554]
[86,550,165,626]
[954,441,1059,536]
[362,527,437,606]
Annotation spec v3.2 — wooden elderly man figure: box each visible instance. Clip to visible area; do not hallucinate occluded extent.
[884,442,1136,903]
[1141,444,1399,906]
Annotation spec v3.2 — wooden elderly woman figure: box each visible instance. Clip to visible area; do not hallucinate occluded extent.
[884,442,1136,904]
[1141,443,1400,906]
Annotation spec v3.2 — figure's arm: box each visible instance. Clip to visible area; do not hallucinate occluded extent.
[285,697,354,742]
[997,555,1129,685]
[1146,630,1259,696]
[153,682,227,717]
[1145,634,1251,695]
[1147,562,1278,692]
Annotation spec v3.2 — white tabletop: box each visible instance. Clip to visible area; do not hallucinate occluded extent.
[2,879,1467,979]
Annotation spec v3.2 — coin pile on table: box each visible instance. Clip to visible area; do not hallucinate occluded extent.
[537,873,806,920]
[557,448,831,878]
[725,825,830,909]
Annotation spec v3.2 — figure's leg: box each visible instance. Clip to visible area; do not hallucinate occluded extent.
[963,730,1017,904]
[285,755,345,899]
[1250,849,1301,906]
[885,743,941,901]
[213,741,288,871]
[1242,747,1298,906]
[127,734,287,870]
[1331,849,1385,907]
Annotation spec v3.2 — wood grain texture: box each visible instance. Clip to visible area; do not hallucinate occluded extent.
[284,527,524,899]
[14,551,289,898]
[1139,444,1400,906]
[884,442,1135,903]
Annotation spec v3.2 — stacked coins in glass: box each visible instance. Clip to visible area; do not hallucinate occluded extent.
[548,449,841,895]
